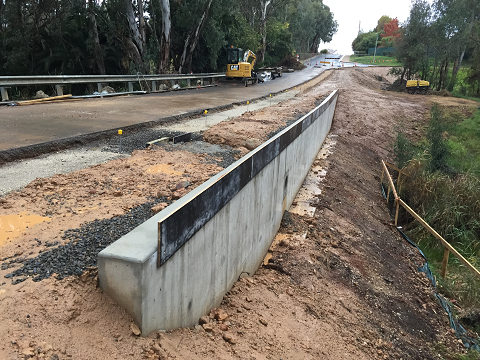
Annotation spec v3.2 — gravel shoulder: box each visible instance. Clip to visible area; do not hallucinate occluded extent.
[0,68,476,359]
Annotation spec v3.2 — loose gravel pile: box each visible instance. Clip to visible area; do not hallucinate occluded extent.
[101,128,203,154]
[101,128,240,168]
[2,198,169,284]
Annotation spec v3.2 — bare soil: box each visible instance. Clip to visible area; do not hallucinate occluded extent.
[204,91,327,157]
[1,67,478,360]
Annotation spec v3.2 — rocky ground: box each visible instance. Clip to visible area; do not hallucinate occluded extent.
[1,66,479,359]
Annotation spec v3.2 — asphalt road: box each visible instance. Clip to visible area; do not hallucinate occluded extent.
[0,66,327,152]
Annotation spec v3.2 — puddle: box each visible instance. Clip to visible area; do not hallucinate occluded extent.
[146,164,183,175]
[0,212,51,246]
[289,135,337,217]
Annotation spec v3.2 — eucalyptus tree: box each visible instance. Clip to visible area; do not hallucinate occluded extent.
[396,0,433,81]
[433,0,480,90]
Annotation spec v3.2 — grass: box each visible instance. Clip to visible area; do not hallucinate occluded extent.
[349,55,402,66]
[451,92,480,102]
[447,110,480,175]
[394,106,480,309]
[433,341,480,360]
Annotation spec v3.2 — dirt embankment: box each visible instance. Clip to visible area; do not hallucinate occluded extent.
[203,92,327,156]
[0,67,477,360]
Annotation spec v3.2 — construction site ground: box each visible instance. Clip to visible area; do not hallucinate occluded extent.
[1,67,479,359]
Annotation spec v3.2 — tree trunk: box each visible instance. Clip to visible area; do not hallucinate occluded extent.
[430,63,437,85]
[442,60,449,90]
[178,34,191,74]
[158,0,171,73]
[437,59,445,91]
[258,0,271,63]
[447,48,465,91]
[148,0,161,53]
[309,34,319,53]
[124,37,143,69]
[138,0,146,50]
[88,0,106,75]
[125,0,143,58]
[400,67,406,82]
[184,0,213,73]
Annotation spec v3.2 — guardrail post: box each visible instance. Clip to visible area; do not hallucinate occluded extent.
[55,85,64,96]
[201,77,204,86]
[97,83,103,93]
[187,79,191,87]
[171,80,175,88]
[0,87,9,101]
[152,81,157,92]
[128,82,134,92]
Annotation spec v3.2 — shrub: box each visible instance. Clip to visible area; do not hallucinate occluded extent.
[427,104,450,172]
[393,129,414,168]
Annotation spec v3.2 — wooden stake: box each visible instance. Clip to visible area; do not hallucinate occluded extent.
[441,248,449,278]
[395,201,400,226]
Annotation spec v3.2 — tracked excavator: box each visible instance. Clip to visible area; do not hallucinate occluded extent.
[225,46,262,87]
[406,80,430,94]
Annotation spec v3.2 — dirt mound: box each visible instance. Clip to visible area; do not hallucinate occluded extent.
[350,69,387,91]
[203,93,326,155]
[387,78,407,92]
[277,54,306,70]
[431,89,452,97]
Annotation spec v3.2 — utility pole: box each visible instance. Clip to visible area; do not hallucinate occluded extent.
[373,33,379,63]
[358,21,361,35]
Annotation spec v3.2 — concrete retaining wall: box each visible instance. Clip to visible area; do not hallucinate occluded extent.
[98,89,338,335]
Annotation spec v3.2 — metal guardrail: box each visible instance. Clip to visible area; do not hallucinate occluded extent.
[0,72,225,101]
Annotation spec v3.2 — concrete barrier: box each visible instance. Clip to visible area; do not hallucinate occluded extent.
[98,89,338,335]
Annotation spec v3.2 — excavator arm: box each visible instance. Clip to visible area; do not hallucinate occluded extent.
[243,50,256,68]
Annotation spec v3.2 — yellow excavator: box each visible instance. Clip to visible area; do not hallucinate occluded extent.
[225,46,261,86]
[406,80,430,94]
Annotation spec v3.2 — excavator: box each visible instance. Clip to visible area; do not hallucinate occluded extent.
[406,79,430,94]
[225,46,261,86]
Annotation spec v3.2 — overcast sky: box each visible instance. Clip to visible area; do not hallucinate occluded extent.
[321,0,415,55]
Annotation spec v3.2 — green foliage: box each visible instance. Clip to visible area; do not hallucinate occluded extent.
[447,109,480,174]
[376,15,392,33]
[427,104,450,172]
[289,0,338,54]
[0,0,338,76]
[320,49,329,54]
[264,20,293,66]
[380,36,395,48]
[395,106,480,308]
[394,0,480,97]
[455,351,480,360]
[351,32,378,53]
[393,130,415,168]
[433,341,480,359]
